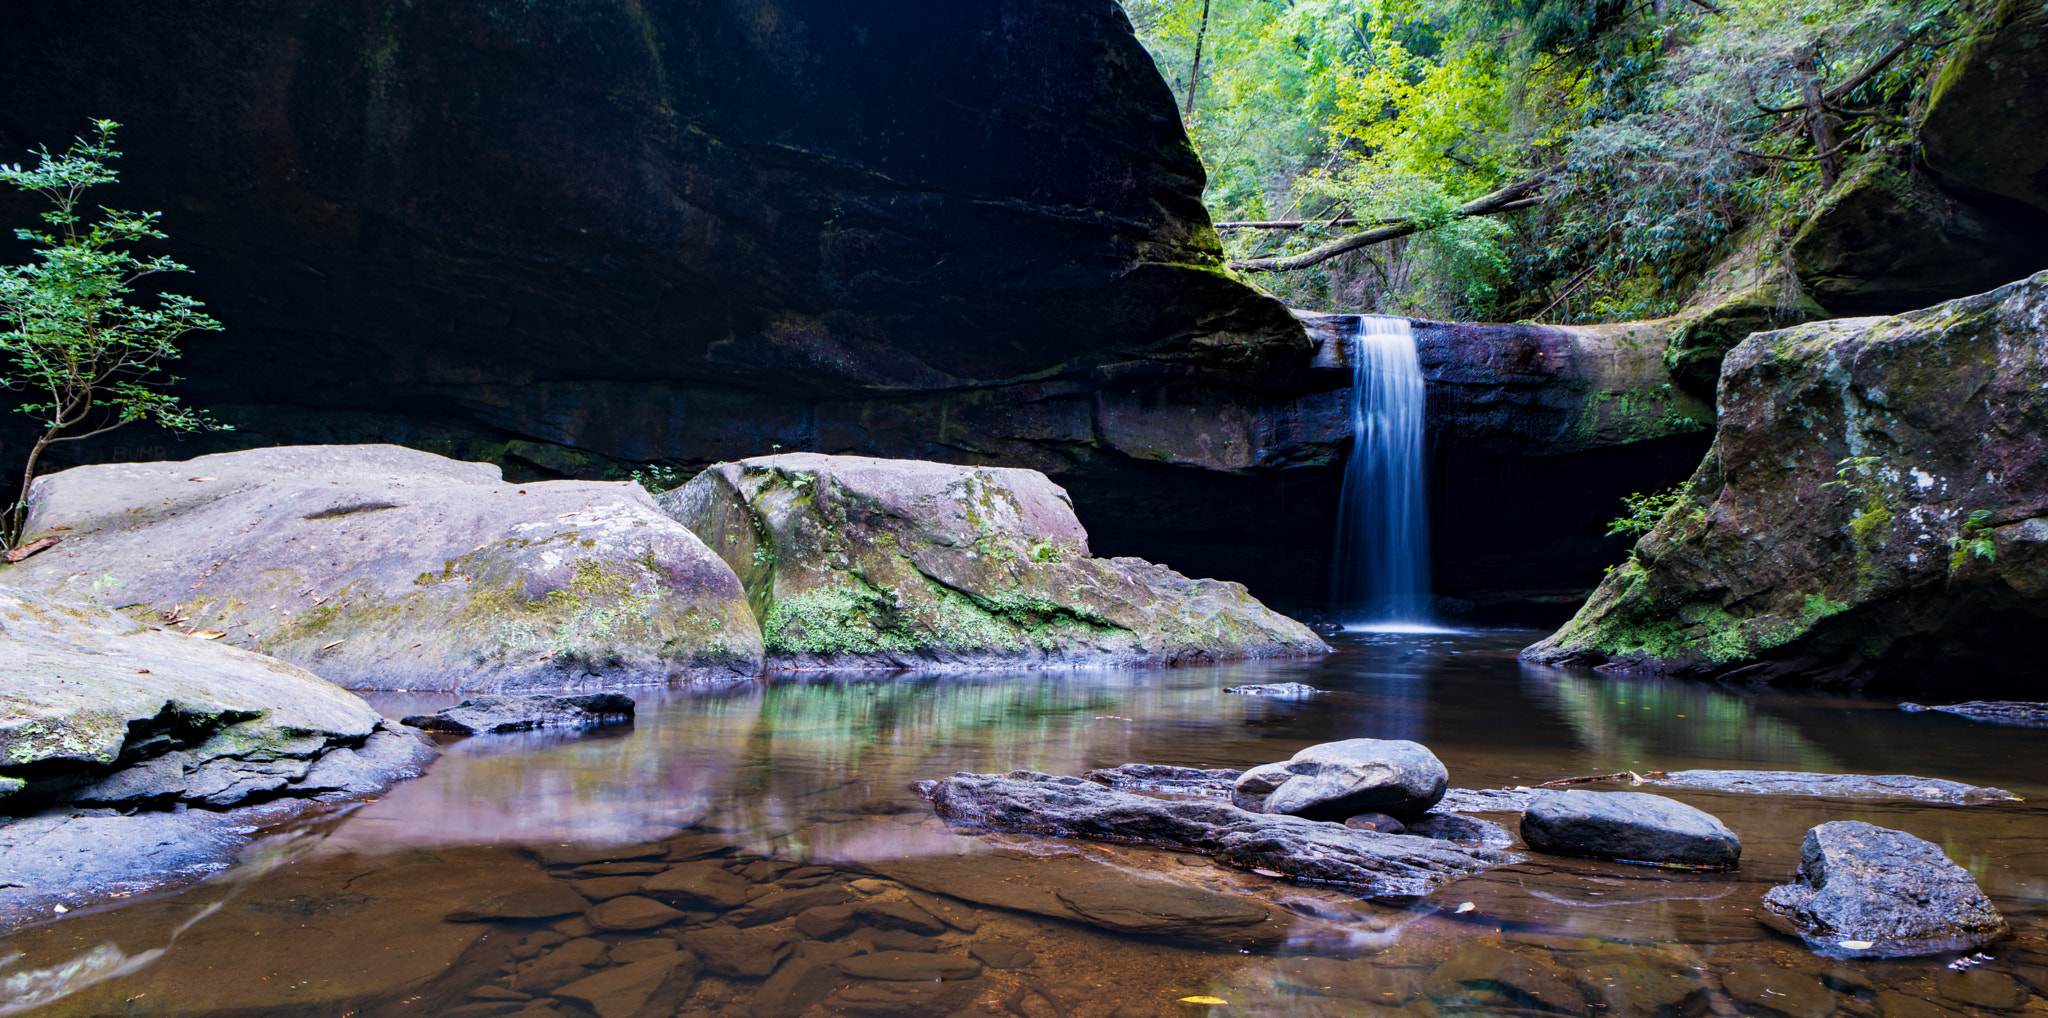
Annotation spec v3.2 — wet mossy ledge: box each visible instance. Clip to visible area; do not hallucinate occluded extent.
[3,445,1324,688]
[1524,270,2048,692]
[659,453,1329,669]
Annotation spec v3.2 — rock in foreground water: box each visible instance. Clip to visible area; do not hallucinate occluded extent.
[1900,701,2048,728]
[1523,271,2048,688]
[928,770,1511,899]
[1226,682,1325,697]
[1521,790,1741,868]
[662,454,1327,668]
[0,585,434,926]
[5,445,763,691]
[1251,739,1450,820]
[1762,821,2009,957]
[1646,769,2021,804]
[402,694,636,735]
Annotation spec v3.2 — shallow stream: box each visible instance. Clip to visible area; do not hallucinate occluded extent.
[7,631,2044,1017]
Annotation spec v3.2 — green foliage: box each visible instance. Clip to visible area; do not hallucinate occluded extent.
[1127,0,1970,321]
[0,121,225,548]
[1607,485,1688,537]
[628,464,687,494]
[1947,508,1997,565]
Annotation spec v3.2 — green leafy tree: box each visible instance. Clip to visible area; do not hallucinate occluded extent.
[0,121,226,550]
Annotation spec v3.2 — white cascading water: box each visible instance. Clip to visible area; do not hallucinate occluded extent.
[1331,314,1437,630]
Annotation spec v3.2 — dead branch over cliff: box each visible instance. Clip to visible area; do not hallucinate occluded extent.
[1228,174,1548,273]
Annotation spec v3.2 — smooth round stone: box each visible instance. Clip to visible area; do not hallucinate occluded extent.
[1520,789,1741,868]
[1256,739,1449,820]
[1343,813,1406,834]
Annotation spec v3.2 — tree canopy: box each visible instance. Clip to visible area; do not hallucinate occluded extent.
[1125,0,1976,321]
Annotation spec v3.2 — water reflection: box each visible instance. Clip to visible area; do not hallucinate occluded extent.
[1520,664,1842,771]
[1,632,2042,1018]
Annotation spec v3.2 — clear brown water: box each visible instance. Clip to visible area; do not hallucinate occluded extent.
[5,630,2045,1018]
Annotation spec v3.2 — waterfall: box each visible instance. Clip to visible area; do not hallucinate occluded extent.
[1331,315,1436,630]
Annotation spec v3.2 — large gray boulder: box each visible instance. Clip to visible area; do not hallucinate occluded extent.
[1761,821,2009,957]
[0,585,434,924]
[5,445,763,691]
[1521,790,1741,869]
[1238,739,1449,820]
[660,454,1327,668]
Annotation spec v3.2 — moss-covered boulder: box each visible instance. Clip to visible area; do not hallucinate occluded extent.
[660,454,1327,668]
[4,445,761,690]
[1523,271,2048,690]
[1922,0,2048,218]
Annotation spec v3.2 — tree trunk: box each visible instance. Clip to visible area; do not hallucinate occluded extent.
[1184,0,1211,118]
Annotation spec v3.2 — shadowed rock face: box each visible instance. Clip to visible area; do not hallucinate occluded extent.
[1525,271,2048,691]
[0,2,1714,616]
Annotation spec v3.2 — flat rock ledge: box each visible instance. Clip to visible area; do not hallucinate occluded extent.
[402,693,636,735]
[1901,701,2048,728]
[926,771,1515,899]
[1761,821,2010,957]
[5,444,763,691]
[1633,770,2019,804]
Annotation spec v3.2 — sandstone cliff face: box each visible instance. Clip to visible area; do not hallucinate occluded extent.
[0,1,1708,613]
[1524,272,2048,691]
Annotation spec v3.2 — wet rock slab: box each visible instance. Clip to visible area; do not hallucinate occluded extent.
[1521,789,1741,869]
[402,693,636,735]
[1225,682,1325,697]
[1643,769,2020,804]
[1900,700,2048,728]
[1760,820,2010,957]
[928,771,1513,898]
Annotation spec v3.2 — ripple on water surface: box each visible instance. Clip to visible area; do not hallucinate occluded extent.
[2,631,2043,1018]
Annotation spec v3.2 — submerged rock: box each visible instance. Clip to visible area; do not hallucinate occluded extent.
[402,694,636,735]
[1760,821,2009,957]
[928,770,1512,899]
[662,454,1327,669]
[1899,700,2048,728]
[1524,271,2048,690]
[0,585,434,925]
[1520,790,1741,869]
[1226,682,1326,697]
[5,445,763,691]
[1250,739,1449,821]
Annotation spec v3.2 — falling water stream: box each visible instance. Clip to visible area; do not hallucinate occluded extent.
[1332,314,1437,630]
